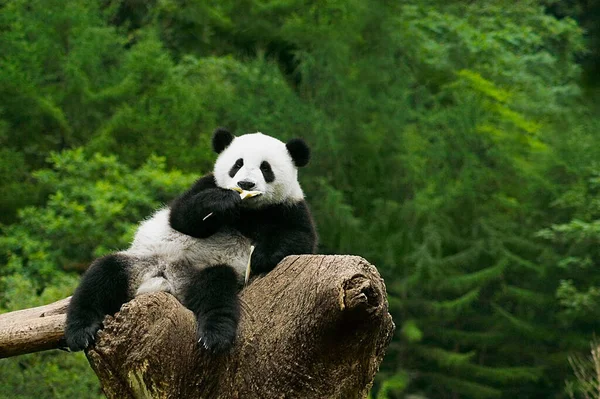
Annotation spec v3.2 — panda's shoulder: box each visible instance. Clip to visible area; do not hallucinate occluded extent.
[191,173,218,190]
[250,200,313,225]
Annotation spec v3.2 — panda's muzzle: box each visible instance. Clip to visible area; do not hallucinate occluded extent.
[237,180,256,190]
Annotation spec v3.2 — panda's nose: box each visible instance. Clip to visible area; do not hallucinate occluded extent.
[237,180,256,190]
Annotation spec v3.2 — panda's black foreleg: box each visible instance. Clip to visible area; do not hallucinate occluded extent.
[182,264,240,353]
[65,253,131,351]
[170,185,242,238]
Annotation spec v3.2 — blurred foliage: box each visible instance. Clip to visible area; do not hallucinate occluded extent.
[1,0,600,398]
[0,150,195,398]
[0,273,103,399]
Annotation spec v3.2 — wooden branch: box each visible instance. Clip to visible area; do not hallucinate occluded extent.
[0,297,70,358]
[0,255,395,398]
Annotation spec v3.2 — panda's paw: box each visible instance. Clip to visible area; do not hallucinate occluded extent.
[65,323,100,352]
[197,324,236,354]
[208,189,243,213]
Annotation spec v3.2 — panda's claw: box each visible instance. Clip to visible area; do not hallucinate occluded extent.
[198,336,210,350]
[64,323,99,352]
[197,328,236,354]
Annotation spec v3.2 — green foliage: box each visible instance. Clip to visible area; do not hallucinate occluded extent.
[0,0,599,398]
[557,281,600,321]
[0,263,101,398]
[0,150,196,398]
[376,371,409,399]
[0,149,195,292]
[538,166,600,330]
[0,351,104,399]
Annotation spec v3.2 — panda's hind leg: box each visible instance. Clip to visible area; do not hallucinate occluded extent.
[181,264,240,353]
[65,253,131,351]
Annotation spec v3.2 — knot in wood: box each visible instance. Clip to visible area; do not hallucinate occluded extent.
[341,275,381,315]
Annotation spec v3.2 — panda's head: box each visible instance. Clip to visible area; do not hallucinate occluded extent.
[212,128,310,207]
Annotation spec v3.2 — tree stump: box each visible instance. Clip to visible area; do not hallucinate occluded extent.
[0,255,394,398]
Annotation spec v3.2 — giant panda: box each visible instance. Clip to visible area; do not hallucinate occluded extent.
[65,128,317,353]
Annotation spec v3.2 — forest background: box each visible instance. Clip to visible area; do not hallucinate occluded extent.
[1,1,600,398]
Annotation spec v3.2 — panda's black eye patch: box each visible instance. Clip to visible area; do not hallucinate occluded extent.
[260,161,275,183]
[229,158,244,178]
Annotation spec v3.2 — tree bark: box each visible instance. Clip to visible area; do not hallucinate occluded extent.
[0,297,71,358]
[0,255,394,399]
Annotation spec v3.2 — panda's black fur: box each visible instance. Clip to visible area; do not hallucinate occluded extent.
[65,128,317,353]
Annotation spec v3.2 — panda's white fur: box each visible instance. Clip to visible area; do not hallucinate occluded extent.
[121,133,301,297]
[126,208,252,296]
[121,132,305,297]
[214,133,304,206]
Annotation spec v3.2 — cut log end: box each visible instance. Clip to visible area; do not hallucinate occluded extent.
[342,275,381,313]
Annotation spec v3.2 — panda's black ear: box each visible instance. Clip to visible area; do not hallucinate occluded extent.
[212,127,235,154]
[286,138,310,168]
